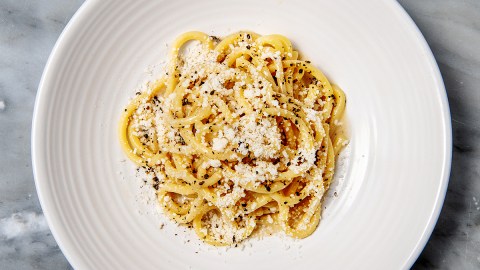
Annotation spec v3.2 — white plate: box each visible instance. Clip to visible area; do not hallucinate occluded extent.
[32,0,451,269]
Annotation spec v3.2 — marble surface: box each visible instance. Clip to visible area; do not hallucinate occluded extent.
[0,0,478,269]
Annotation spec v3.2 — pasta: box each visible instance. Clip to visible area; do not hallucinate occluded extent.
[119,31,347,245]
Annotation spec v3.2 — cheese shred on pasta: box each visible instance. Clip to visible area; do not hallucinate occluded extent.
[119,31,347,246]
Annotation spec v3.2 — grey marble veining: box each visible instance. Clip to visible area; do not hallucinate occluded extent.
[0,1,83,269]
[0,0,478,269]
[400,1,480,269]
